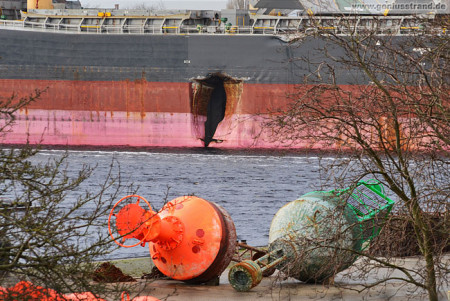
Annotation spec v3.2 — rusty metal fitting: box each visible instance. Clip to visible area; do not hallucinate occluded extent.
[228,260,263,292]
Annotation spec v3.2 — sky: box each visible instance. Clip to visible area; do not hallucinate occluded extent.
[80,0,228,10]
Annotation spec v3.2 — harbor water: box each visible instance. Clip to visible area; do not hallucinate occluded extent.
[30,149,330,259]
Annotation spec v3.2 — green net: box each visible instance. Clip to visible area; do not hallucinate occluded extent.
[338,180,395,244]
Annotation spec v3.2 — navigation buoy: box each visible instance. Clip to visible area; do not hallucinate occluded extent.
[109,195,236,283]
[229,181,395,291]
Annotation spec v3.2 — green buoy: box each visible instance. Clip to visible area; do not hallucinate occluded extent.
[229,180,394,291]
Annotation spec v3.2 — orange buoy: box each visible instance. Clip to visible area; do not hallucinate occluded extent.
[109,195,236,283]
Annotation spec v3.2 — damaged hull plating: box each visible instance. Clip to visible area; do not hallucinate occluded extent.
[0,28,361,149]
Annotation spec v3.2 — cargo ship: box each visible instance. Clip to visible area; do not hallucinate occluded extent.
[0,0,447,149]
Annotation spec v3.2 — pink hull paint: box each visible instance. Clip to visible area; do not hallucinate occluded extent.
[3,109,201,147]
[1,108,318,149]
[2,108,434,151]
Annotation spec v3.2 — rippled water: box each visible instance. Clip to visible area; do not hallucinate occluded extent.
[32,149,331,259]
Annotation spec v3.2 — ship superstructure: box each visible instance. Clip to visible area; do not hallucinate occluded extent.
[5,8,442,36]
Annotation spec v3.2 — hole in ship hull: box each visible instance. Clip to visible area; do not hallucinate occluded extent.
[191,73,243,147]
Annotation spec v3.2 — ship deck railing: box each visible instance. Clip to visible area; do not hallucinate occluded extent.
[0,14,447,37]
[0,19,23,28]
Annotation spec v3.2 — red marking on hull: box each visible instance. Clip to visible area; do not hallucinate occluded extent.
[0,79,191,113]
[0,79,296,114]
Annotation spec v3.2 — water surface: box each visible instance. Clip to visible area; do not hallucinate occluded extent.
[33,149,328,259]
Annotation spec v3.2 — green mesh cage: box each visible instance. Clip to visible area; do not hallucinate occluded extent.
[338,180,395,244]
